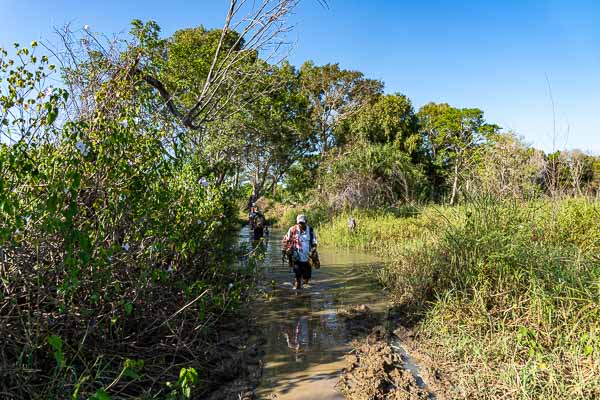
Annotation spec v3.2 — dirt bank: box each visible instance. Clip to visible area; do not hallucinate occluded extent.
[202,319,265,400]
[336,305,454,400]
[337,329,429,399]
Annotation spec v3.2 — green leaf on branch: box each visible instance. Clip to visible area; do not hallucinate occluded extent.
[48,334,64,368]
[89,389,110,400]
[124,302,133,315]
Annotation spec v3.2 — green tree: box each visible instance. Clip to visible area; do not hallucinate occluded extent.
[235,61,312,200]
[300,61,383,154]
[418,103,499,204]
[130,20,256,134]
[128,0,302,131]
[282,155,321,203]
[337,93,420,158]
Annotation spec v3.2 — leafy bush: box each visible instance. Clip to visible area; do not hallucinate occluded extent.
[277,204,330,229]
[0,42,245,398]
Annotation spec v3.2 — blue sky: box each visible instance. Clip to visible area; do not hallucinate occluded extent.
[2,0,599,153]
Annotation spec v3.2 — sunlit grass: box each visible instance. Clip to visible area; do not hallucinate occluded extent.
[319,198,600,399]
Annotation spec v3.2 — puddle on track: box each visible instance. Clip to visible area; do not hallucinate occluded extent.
[239,227,388,400]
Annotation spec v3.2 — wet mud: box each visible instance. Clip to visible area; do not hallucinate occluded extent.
[337,328,429,400]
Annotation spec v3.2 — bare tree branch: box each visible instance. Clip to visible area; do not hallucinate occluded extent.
[138,0,301,132]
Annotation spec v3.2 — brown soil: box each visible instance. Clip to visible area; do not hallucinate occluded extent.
[201,321,265,400]
[337,326,430,400]
[341,304,382,338]
[391,326,457,400]
[336,305,455,400]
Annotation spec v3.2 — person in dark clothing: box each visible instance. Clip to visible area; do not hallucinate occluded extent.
[249,206,268,240]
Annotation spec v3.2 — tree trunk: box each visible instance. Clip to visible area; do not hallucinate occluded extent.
[450,162,459,205]
[233,164,240,189]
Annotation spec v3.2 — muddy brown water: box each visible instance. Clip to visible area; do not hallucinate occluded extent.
[239,227,388,399]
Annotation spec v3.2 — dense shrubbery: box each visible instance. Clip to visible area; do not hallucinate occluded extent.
[318,142,427,210]
[319,199,600,398]
[0,39,247,398]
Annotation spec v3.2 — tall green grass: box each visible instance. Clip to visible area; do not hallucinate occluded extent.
[319,198,600,399]
[275,205,331,228]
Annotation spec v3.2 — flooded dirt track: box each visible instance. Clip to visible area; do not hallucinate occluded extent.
[238,226,387,399]
[236,226,443,400]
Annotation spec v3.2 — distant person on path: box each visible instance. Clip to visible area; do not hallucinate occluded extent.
[248,204,257,220]
[245,194,258,211]
[282,214,319,290]
[249,205,268,240]
[348,216,357,233]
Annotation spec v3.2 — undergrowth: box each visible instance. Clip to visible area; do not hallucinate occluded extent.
[319,198,600,399]
[0,41,254,399]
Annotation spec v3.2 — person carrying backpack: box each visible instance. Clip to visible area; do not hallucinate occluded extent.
[282,214,319,290]
[249,206,268,240]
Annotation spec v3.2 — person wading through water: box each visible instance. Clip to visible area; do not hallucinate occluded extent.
[249,205,268,241]
[282,214,319,290]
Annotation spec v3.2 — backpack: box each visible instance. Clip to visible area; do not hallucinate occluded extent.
[254,213,266,229]
[282,225,315,253]
[283,225,319,267]
[283,225,316,251]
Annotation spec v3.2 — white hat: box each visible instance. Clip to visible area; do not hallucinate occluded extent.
[296,214,307,223]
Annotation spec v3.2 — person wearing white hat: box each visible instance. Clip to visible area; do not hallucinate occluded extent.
[282,214,318,290]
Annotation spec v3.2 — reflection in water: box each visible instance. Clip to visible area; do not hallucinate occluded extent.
[239,226,387,399]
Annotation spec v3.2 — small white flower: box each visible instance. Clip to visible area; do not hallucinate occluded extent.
[122,243,130,251]
[133,117,140,124]
[43,87,53,97]
[75,141,89,157]
[199,177,209,187]
[196,219,202,225]
[228,283,234,289]
[167,265,173,273]
[119,119,128,128]
[83,25,90,31]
